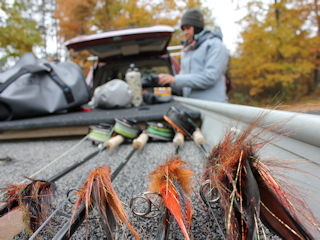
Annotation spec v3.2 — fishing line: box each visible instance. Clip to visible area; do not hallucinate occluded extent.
[0,134,89,200]
[51,120,144,240]
[0,136,104,219]
[27,135,90,180]
[53,121,174,239]
[52,149,139,239]
[130,128,193,240]
[15,119,139,238]
[163,106,227,239]
[48,146,104,183]
[199,180,226,240]
[32,120,174,239]
[114,119,140,139]
[88,123,113,144]
[28,146,106,240]
[146,122,174,141]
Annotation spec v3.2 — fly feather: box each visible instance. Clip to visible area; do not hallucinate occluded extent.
[149,156,194,240]
[202,118,319,239]
[4,178,54,235]
[70,165,140,239]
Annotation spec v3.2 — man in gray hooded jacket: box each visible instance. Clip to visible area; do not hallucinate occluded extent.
[158,9,229,102]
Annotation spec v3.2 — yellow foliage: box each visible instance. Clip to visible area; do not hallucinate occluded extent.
[230,0,318,99]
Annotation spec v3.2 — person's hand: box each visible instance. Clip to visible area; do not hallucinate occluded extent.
[158,74,175,86]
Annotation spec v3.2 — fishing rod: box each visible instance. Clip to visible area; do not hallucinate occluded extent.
[163,106,208,156]
[0,135,93,218]
[35,122,188,239]
[111,129,148,181]
[157,127,207,240]
[129,124,198,240]
[50,120,149,240]
[163,106,228,239]
[28,119,142,239]
[4,118,138,240]
[28,146,106,240]
[0,148,102,218]
[152,130,184,240]
[153,127,207,240]
[0,129,114,219]
[201,120,317,240]
[58,122,176,240]
[0,134,89,195]
[58,121,174,239]
[130,118,208,240]
[144,122,177,240]
[199,180,226,240]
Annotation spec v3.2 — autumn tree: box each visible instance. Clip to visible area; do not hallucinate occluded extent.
[0,0,43,70]
[55,0,214,41]
[309,0,320,88]
[35,0,58,58]
[230,0,319,101]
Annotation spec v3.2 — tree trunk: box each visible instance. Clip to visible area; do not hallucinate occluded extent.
[314,0,320,89]
[275,0,285,95]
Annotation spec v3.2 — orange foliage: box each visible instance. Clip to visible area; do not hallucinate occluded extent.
[55,0,216,74]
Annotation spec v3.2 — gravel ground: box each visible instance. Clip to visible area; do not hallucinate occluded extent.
[0,137,280,239]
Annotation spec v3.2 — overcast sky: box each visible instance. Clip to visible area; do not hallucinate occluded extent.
[204,0,248,54]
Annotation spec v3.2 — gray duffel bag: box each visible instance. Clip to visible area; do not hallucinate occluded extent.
[0,53,90,120]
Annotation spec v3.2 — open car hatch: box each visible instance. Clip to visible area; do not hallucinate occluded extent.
[65,25,174,60]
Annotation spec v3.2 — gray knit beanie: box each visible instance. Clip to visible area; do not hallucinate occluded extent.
[180,9,204,29]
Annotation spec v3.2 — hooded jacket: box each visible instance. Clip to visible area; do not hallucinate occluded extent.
[173,28,229,102]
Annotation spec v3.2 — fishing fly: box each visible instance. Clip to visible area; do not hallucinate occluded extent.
[201,117,319,240]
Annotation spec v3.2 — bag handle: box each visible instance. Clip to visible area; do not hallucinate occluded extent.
[43,63,75,103]
[0,63,75,104]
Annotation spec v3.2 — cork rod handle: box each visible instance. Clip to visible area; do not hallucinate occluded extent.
[192,128,206,146]
[173,131,184,148]
[132,132,149,150]
[104,135,125,151]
